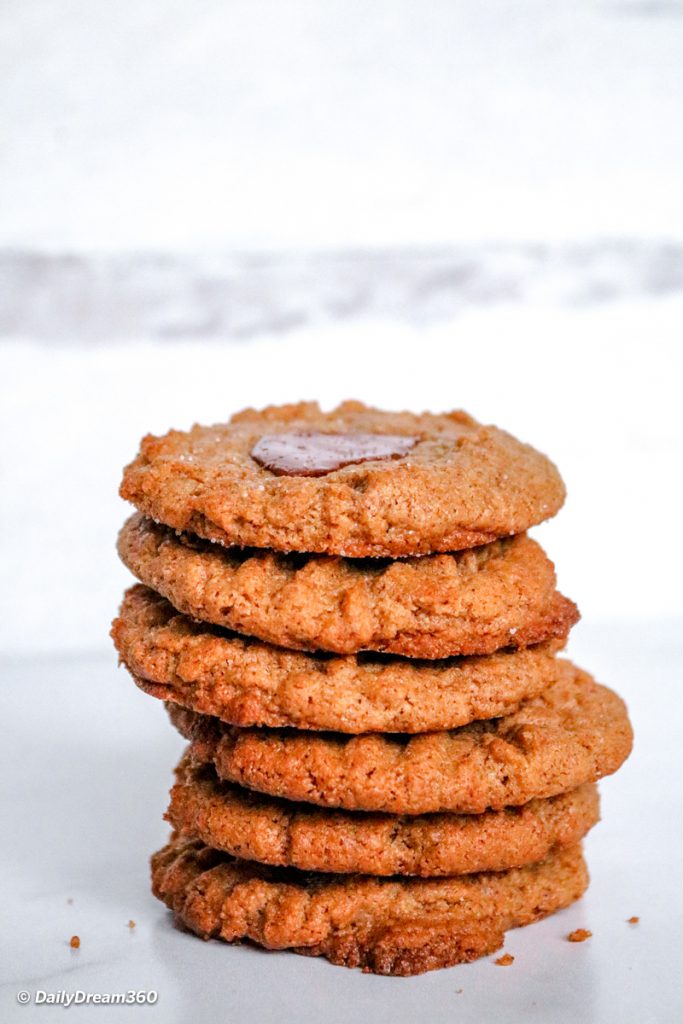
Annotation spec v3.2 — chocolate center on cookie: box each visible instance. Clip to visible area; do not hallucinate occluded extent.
[251,432,418,476]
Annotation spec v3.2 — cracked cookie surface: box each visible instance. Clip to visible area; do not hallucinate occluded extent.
[151,836,588,975]
[167,755,599,876]
[170,662,633,814]
[117,516,578,658]
[113,585,565,732]
[120,401,565,557]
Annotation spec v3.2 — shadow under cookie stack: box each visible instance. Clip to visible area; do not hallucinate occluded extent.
[112,402,633,976]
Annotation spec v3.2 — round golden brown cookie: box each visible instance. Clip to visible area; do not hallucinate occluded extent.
[113,585,566,733]
[120,401,566,557]
[167,754,600,876]
[170,662,633,814]
[151,836,588,975]
[117,516,578,658]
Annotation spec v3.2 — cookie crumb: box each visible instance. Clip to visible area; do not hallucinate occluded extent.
[69,935,80,949]
[67,897,73,904]
[495,953,515,966]
[627,916,639,925]
[128,920,136,929]
[567,928,592,943]
[455,988,464,994]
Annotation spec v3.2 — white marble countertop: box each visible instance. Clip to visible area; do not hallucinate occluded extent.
[1,619,680,1023]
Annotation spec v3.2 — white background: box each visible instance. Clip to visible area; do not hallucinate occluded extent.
[3,0,683,249]
[1,2,682,1021]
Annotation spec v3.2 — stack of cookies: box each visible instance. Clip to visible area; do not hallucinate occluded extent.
[112,402,633,976]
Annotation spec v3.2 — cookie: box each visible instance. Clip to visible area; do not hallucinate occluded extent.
[170,662,633,814]
[117,516,578,658]
[168,755,600,876]
[120,401,565,557]
[114,585,565,733]
[151,836,588,975]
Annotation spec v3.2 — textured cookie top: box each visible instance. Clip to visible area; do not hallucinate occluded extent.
[113,585,564,732]
[168,755,599,876]
[120,402,565,557]
[172,661,633,814]
[151,836,588,975]
[117,515,578,658]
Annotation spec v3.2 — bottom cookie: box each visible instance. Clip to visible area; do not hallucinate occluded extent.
[151,836,588,976]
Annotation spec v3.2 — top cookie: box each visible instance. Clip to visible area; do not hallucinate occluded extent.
[120,402,565,557]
